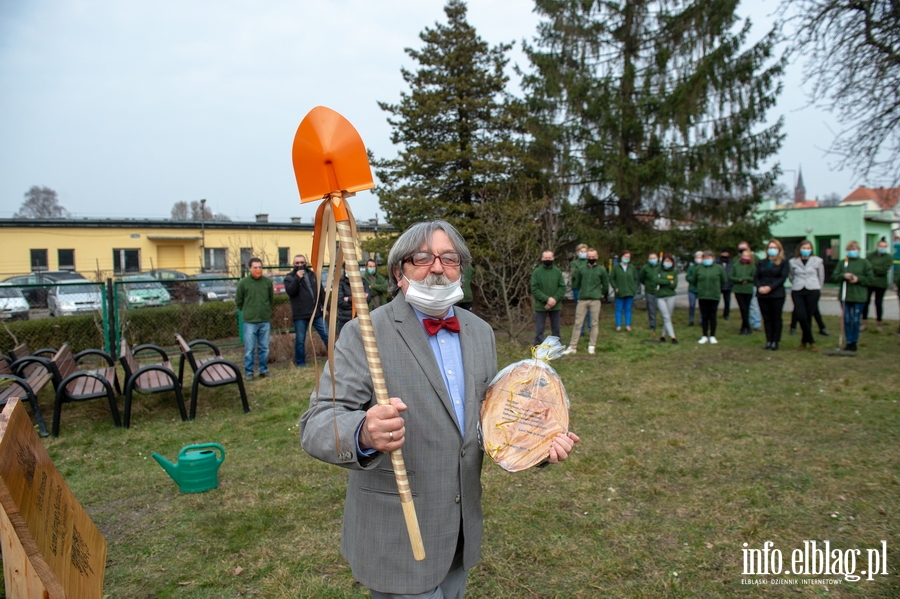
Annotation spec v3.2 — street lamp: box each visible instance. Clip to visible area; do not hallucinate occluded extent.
[200,198,207,273]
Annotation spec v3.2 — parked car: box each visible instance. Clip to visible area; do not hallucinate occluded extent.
[48,281,104,317]
[0,285,30,321]
[1,271,88,309]
[264,272,288,295]
[119,275,172,309]
[146,269,200,302]
[195,274,237,302]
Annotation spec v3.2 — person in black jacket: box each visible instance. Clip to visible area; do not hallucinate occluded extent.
[754,239,790,350]
[336,267,370,337]
[284,254,329,367]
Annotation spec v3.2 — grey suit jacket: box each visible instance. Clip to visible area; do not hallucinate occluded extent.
[299,294,498,594]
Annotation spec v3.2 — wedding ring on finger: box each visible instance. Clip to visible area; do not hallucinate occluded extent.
[389,430,394,441]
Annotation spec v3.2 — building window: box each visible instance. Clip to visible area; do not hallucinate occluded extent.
[113,249,141,275]
[30,249,48,271]
[204,248,227,272]
[58,249,75,271]
[278,247,289,268]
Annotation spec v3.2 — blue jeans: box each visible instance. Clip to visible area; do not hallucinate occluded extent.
[688,290,699,324]
[615,296,633,327]
[843,302,863,344]
[243,321,270,375]
[294,316,329,366]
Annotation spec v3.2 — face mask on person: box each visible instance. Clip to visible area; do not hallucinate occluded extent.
[587,258,597,265]
[648,259,658,266]
[877,247,888,254]
[578,252,587,259]
[367,267,376,275]
[847,250,859,259]
[741,257,751,264]
[403,275,463,317]
[542,260,554,268]
[767,248,778,257]
[663,262,674,270]
[800,249,812,258]
[694,258,702,264]
[702,259,713,266]
[621,257,631,265]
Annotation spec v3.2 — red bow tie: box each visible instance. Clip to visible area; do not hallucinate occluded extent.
[423,316,460,336]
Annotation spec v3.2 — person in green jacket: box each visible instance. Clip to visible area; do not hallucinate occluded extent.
[730,249,757,335]
[688,250,727,344]
[862,239,893,332]
[531,250,567,345]
[610,250,639,331]
[456,264,475,311]
[569,243,591,335]
[639,253,660,332]
[832,240,874,352]
[364,259,390,310]
[686,250,703,326]
[235,257,275,380]
[654,255,679,343]
[563,248,608,355]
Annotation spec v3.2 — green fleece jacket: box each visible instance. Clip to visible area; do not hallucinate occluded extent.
[729,261,756,295]
[573,264,609,300]
[640,263,660,296]
[832,257,874,303]
[866,251,893,289]
[654,268,678,298]
[235,274,274,323]
[686,263,699,293]
[531,265,566,311]
[689,263,727,301]
[610,264,639,298]
[569,257,588,291]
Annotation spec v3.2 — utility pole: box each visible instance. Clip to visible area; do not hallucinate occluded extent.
[200,198,207,273]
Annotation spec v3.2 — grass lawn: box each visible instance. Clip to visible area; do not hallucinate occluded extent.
[5,309,898,598]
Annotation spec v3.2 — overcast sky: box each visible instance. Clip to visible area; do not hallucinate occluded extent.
[0,0,861,224]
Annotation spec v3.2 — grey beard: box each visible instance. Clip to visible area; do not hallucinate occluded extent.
[420,273,454,286]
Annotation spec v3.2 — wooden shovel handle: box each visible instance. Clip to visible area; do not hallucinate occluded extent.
[335,219,426,561]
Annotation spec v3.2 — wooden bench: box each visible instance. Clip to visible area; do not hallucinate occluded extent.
[119,339,187,428]
[175,334,249,419]
[8,343,57,377]
[0,354,51,436]
[49,344,121,437]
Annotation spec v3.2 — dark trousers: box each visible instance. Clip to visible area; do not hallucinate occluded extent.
[863,286,886,321]
[758,296,786,343]
[534,310,561,345]
[791,303,826,331]
[735,292,752,331]
[721,289,732,319]
[791,289,820,345]
[699,299,718,337]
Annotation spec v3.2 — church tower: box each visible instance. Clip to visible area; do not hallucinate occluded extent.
[794,167,806,204]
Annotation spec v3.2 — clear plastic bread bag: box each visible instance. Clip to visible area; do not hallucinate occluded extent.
[479,336,570,472]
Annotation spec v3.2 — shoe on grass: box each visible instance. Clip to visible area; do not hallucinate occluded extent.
[245,373,254,381]
[709,336,718,344]
[671,338,679,344]
[698,336,709,344]
[819,328,829,336]
[588,346,595,355]
[562,347,577,356]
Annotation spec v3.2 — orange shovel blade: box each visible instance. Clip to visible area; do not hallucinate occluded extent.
[292,106,375,203]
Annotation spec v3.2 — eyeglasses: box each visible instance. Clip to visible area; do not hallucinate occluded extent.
[403,252,461,267]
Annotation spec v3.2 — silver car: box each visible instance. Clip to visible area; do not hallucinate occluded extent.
[0,285,30,321]
[48,281,104,317]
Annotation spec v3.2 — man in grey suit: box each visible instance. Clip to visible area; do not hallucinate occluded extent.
[300,220,578,598]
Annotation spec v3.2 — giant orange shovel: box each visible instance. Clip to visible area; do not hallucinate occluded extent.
[292,106,426,561]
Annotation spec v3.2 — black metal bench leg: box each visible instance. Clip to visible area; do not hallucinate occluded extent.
[236,373,250,413]
[52,387,65,437]
[190,377,201,420]
[124,381,134,428]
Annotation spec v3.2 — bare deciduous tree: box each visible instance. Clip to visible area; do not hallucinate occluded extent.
[171,200,216,221]
[15,186,69,218]
[786,0,900,182]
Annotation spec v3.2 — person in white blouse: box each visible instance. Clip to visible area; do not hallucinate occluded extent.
[788,239,825,351]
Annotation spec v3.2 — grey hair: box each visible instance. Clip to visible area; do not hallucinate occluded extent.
[387,220,471,296]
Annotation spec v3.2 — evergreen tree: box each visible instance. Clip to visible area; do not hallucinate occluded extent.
[375,0,524,238]
[523,0,786,244]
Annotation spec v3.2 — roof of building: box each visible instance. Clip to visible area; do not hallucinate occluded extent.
[0,217,391,232]
[841,186,900,210]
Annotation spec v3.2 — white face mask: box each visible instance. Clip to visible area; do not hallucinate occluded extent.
[403,275,464,317]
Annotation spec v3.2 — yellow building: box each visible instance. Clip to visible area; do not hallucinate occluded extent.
[0,215,388,280]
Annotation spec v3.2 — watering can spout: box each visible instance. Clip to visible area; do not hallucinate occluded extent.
[152,452,178,481]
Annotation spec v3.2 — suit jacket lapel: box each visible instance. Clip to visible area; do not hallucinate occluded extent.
[391,296,459,434]
[459,316,479,442]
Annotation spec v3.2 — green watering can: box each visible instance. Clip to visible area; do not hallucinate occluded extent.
[152,443,225,494]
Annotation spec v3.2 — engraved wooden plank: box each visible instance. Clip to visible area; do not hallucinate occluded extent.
[0,398,106,598]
